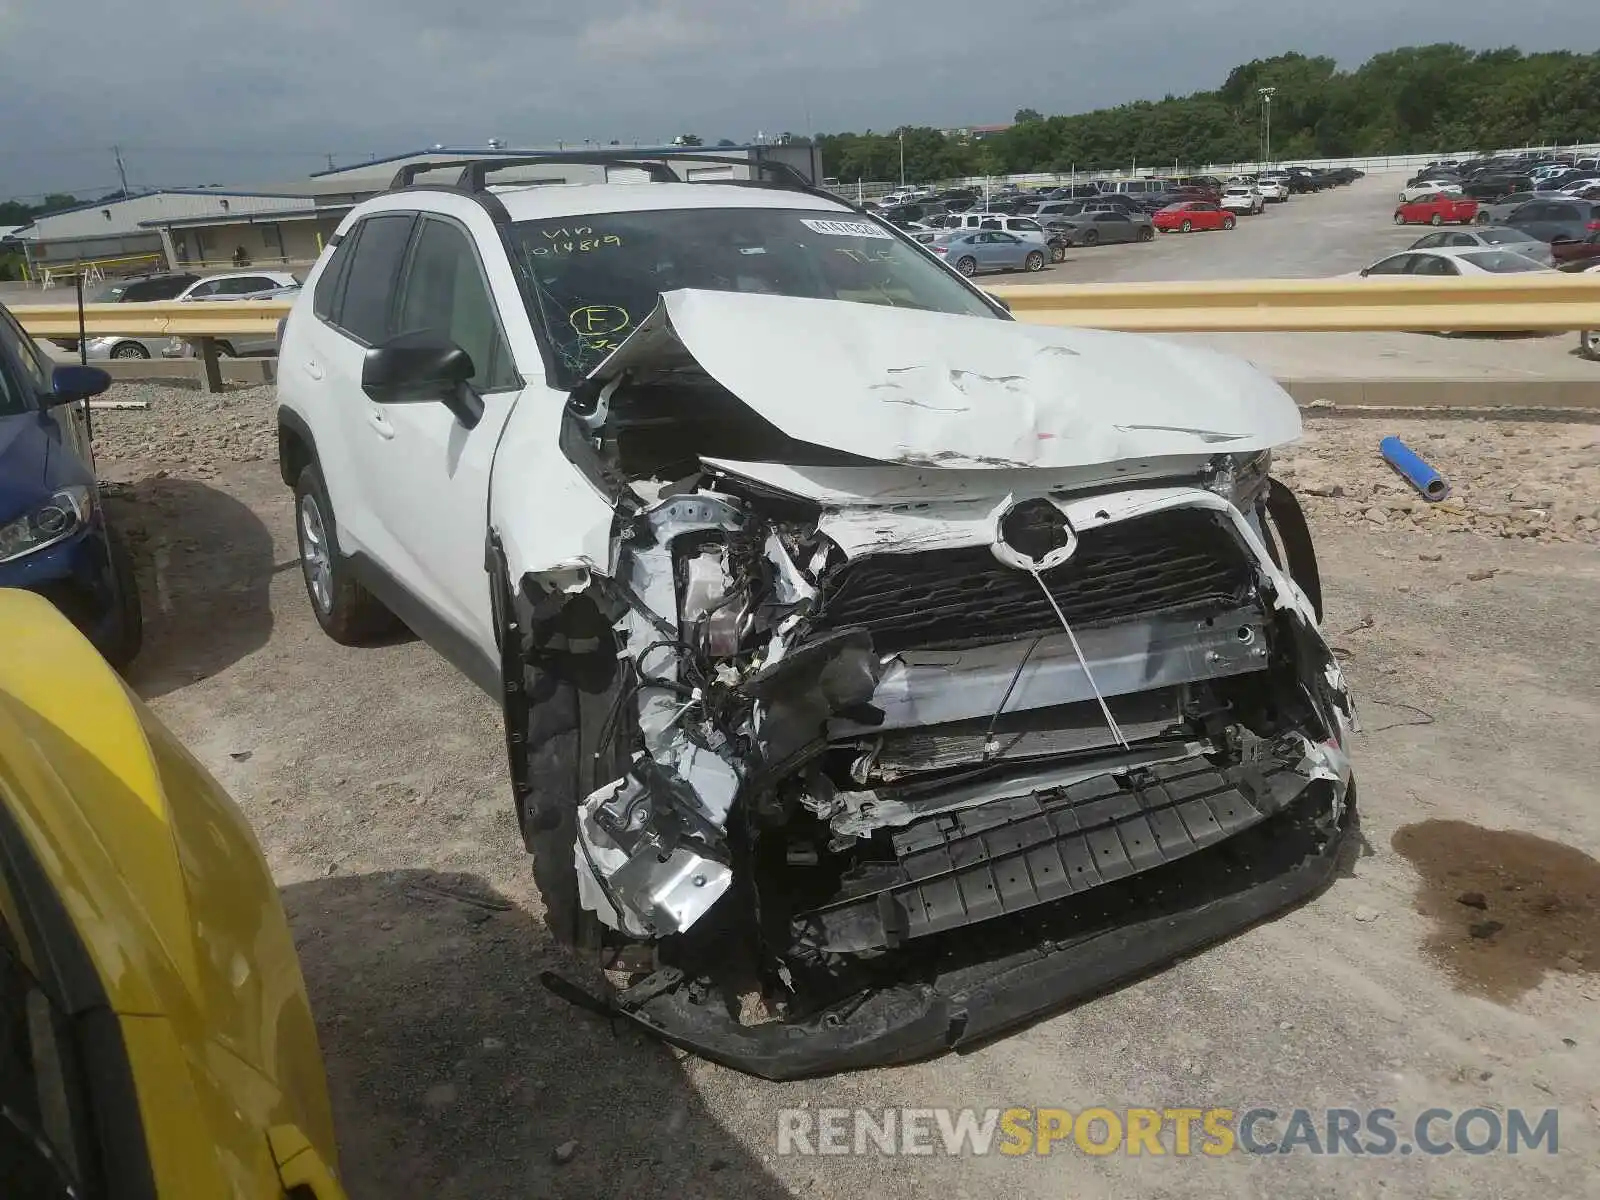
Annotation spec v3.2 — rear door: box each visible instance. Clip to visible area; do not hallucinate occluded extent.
[294,210,418,566]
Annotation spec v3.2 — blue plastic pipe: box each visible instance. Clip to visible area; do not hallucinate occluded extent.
[1380,436,1451,502]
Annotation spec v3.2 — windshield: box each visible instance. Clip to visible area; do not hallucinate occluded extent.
[1461,250,1548,273]
[507,207,1000,386]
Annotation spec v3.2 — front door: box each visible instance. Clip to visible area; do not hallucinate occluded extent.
[352,215,525,658]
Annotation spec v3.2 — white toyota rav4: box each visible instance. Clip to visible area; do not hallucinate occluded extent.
[276,154,1356,1079]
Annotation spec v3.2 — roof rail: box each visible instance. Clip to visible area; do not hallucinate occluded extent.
[386,150,818,196]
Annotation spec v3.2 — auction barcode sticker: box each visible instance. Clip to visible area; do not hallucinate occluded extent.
[801,218,893,239]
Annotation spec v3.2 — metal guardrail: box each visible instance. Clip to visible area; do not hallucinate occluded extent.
[987,275,1600,332]
[12,299,285,338]
[12,276,1600,343]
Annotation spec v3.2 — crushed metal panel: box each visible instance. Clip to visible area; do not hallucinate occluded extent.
[590,290,1303,470]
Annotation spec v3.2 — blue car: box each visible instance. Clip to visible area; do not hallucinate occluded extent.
[931,229,1049,276]
[0,302,142,666]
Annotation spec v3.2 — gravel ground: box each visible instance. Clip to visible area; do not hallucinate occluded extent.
[86,381,1600,1200]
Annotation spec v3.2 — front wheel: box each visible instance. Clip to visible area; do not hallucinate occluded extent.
[1430,213,1444,226]
[1137,226,1154,241]
[1222,216,1236,229]
[1393,212,1407,224]
[294,463,400,644]
[1082,229,1100,245]
[1476,212,1491,225]
[1049,244,1065,263]
[1581,330,1600,360]
[1180,219,1193,233]
[99,522,144,670]
[955,256,978,277]
[1024,250,1045,272]
[110,341,149,360]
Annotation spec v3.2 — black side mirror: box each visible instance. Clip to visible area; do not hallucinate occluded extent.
[49,364,111,404]
[362,330,482,428]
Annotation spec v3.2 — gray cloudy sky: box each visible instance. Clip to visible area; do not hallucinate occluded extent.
[3,0,1598,199]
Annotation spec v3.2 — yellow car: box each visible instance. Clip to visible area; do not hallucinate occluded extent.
[0,589,348,1199]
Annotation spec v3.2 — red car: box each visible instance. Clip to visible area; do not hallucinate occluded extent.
[1553,230,1600,269]
[1153,201,1235,233]
[1394,193,1479,226]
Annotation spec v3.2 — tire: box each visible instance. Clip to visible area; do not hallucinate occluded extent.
[1049,244,1065,264]
[100,521,143,670]
[507,590,628,950]
[1082,229,1099,245]
[1430,214,1444,226]
[1180,219,1193,233]
[1137,226,1154,241]
[216,340,236,357]
[1024,250,1045,272]
[1581,330,1600,360]
[1394,212,1407,225]
[1222,216,1236,230]
[1476,212,1490,225]
[109,341,149,360]
[955,256,978,276]
[293,463,399,644]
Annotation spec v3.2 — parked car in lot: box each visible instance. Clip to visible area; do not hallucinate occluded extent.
[49,272,202,353]
[1462,175,1534,202]
[1153,201,1235,232]
[166,282,304,358]
[1504,197,1600,243]
[0,302,141,666]
[82,270,301,360]
[1393,193,1478,226]
[1357,246,1552,276]
[1254,174,1291,202]
[1285,168,1322,193]
[273,155,1353,1078]
[1220,185,1266,216]
[1398,179,1464,203]
[929,213,1065,261]
[1409,225,1555,266]
[932,229,1049,274]
[1047,209,1155,245]
[1551,230,1600,269]
[0,589,348,1199]
[1475,190,1536,224]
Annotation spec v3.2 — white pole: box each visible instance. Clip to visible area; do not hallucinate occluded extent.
[899,131,905,187]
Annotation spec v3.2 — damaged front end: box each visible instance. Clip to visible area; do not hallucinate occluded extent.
[505,292,1356,1080]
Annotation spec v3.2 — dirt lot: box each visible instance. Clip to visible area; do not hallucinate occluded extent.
[91,380,1600,1199]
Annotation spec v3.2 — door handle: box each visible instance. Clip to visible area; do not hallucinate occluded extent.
[303,360,324,381]
[366,408,394,439]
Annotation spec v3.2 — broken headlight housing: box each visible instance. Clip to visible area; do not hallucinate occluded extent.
[1202,450,1272,514]
[0,486,93,563]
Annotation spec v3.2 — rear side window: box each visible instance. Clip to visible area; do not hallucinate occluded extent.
[312,233,356,321]
[331,214,416,345]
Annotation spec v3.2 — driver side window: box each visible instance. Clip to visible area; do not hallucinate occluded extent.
[395,218,520,393]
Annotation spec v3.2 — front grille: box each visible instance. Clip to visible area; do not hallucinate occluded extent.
[814,507,1252,652]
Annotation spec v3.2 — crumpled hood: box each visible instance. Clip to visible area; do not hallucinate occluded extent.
[591,290,1302,469]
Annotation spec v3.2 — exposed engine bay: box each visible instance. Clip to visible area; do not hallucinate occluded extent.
[502,291,1357,1079]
